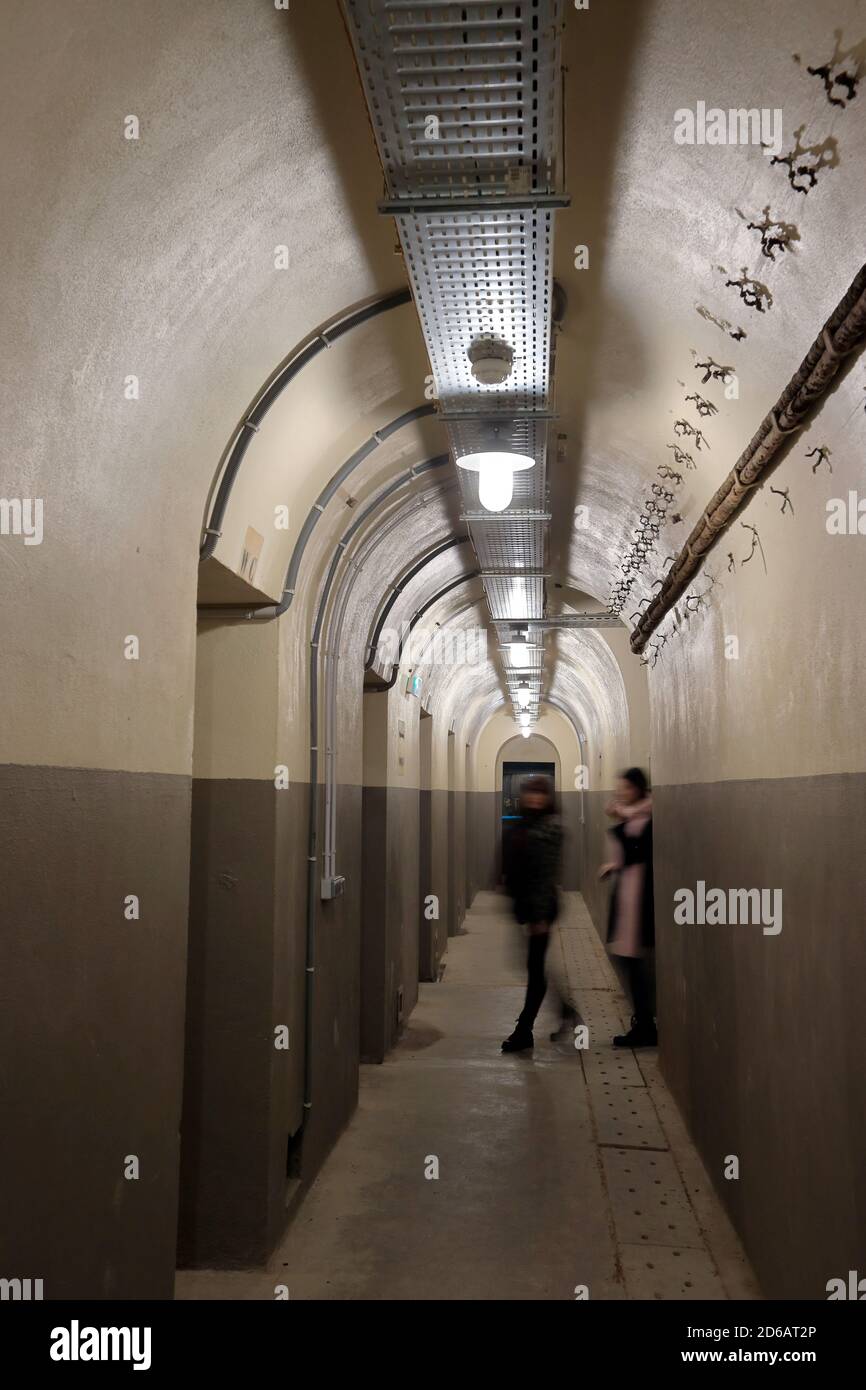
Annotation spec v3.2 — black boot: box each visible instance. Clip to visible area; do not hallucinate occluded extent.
[502,1026,534,1053]
[613,1015,657,1048]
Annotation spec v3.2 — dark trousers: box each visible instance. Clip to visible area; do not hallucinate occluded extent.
[624,954,654,1025]
[517,930,574,1032]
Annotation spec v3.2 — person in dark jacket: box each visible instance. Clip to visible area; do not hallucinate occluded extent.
[501,774,578,1053]
[600,767,656,1048]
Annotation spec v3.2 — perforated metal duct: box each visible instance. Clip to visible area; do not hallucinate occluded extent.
[342,0,567,724]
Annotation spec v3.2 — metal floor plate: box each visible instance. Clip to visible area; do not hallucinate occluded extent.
[578,990,631,1043]
[620,1243,727,1300]
[590,1078,668,1150]
[602,1147,705,1249]
[582,1042,646,1089]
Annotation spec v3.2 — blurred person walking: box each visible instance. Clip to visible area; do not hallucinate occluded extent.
[600,767,657,1048]
[500,774,579,1053]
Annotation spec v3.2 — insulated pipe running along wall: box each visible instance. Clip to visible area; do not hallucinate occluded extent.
[199,289,412,561]
[363,571,482,693]
[363,535,471,671]
[319,463,453,883]
[242,403,438,620]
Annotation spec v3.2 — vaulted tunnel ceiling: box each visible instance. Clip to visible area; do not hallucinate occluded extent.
[195,0,866,755]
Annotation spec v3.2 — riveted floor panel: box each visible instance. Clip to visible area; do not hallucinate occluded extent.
[590,1078,668,1150]
[582,1042,646,1090]
[601,1146,705,1249]
[620,1243,727,1300]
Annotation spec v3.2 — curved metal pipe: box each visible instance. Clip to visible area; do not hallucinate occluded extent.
[323,476,459,884]
[363,534,470,670]
[320,463,451,881]
[304,456,452,1113]
[365,570,482,691]
[247,403,438,620]
[199,288,411,561]
[320,455,450,598]
[404,589,484,676]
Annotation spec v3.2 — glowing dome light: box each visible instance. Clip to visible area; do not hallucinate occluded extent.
[479,463,514,512]
[516,682,531,709]
[509,631,535,669]
[455,451,535,514]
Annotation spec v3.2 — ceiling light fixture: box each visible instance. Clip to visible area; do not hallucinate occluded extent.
[516,682,531,709]
[467,337,515,387]
[456,450,535,513]
[508,630,537,669]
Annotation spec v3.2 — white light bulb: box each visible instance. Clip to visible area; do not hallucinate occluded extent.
[455,451,534,515]
[478,460,514,512]
[518,711,531,727]
[510,641,530,669]
[521,728,531,739]
[516,685,531,709]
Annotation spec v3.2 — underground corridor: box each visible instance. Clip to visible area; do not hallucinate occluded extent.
[2,0,866,1343]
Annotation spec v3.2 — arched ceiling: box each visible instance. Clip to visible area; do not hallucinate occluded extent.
[195,0,866,768]
[7,0,863,785]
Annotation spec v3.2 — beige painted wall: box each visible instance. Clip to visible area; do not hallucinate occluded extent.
[474,706,579,793]
[497,734,563,786]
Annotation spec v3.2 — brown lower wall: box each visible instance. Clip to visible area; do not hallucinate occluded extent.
[560,790,582,892]
[389,784,420,1026]
[467,790,498,897]
[576,789,612,935]
[361,784,421,1059]
[181,779,276,1267]
[301,783,362,1178]
[180,777,359,1268]
[653,774,866,1299]
[0,764,191,1299]
[7,760,861,1299]
[419,787,440,979]
[361,784,388,1059]
[432,788,458,940]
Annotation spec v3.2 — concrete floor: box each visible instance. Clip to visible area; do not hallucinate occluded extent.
[176,892,760,1301]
